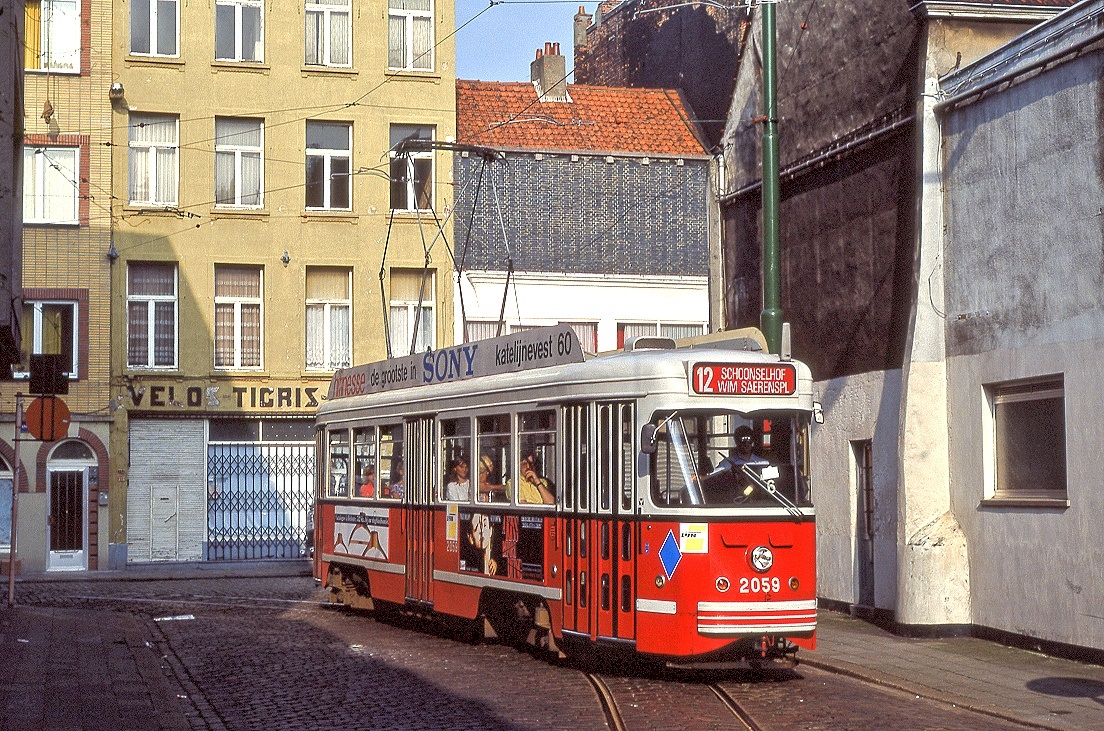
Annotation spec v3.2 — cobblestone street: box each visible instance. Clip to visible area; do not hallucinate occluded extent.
[2,572,1074,731]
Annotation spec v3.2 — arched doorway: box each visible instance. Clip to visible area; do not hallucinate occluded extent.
[47,440,95,571]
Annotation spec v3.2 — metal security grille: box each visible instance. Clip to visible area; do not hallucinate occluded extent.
[206,443,315,560]
[50,470,83,552]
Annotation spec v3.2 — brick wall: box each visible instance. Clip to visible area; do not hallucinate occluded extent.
[454,151,708,276]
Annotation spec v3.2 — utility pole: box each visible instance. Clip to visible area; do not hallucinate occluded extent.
[760,0,783,354]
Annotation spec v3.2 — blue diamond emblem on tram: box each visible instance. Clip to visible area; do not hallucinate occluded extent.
[659,529,682,580]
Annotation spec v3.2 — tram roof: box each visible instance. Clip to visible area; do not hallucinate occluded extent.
[318,327,813,420]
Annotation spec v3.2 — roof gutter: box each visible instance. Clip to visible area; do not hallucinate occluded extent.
[909,1,1066,22]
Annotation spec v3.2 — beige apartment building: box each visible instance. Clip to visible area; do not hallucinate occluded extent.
[5,0,115,573]
[107,0,456,565]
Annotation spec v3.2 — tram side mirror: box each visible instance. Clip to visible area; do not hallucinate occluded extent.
[640,424,658,454]
[813,401,824,425]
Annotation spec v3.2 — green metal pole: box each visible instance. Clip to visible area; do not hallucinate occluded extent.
[760,0,782,354]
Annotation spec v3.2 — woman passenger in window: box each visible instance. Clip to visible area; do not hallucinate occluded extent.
[444,458,470,501]
[476,455,505,502]
[518,452,554,505]
[356,465,375,498]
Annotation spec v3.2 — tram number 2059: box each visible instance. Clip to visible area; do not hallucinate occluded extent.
[741,576,781,594]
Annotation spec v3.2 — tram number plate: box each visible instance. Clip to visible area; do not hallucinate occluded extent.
[741,576,782,594]
[692,363,796,396]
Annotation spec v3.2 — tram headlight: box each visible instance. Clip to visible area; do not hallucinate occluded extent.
[716,577,731,593]
[750,546,774,573]
[789,576,800,591]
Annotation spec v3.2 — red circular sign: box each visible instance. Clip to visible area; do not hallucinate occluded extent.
[25,396,71,442]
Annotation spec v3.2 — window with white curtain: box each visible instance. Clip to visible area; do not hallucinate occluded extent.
[131,0,178,56]
[389,124,433,211]
[305,0,350,67]
[617,321,705,348]
[215,118,263,207]
[214,266,263,369]
[215,0,263,62]
[389,269,434,357]
[464,321,500,343]
[128,263,178,369]
[560,322,598,354]
[128,114,178,206]
[388,0,432,71]
[660,323,705,340]
[306,122,351,210]
[306,268,351,370]
[22,147,79,225]
[17,301,78,377]
[24,0,80,71]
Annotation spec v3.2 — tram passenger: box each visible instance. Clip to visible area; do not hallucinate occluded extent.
[387,458,405,500]
[444,458,471,501]
[518,452,555,505]
[477,455,507,503]
[356,465,375,498]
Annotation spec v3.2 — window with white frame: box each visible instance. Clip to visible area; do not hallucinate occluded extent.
[389,124,433,211]
[989,377,1067,500]
[22,147,79,224]
[127,263,178,369]
[215,118,263,207]
[561,322,598,354]
[24,0,80,71]
[0,457,12,550]
[305,0,350,67]
[131,0,178,56]
[214,266,262,369]
[306,267,351,370]
[389,269,434,356]
[215,0,263,62]
[305,122,351,210]
[18,301,78,377]
[388,0,432,71]
[128,114,178,206]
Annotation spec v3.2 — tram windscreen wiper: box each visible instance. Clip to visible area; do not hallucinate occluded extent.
[740,464,804,522]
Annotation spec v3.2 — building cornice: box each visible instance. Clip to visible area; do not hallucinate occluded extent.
[910,1,1066,21]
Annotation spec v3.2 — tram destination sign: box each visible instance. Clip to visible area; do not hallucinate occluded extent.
[329,325,584,399]
[691,362,796,396]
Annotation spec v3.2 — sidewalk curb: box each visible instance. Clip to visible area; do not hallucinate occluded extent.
[799,655,1064,731]
[13,560,312,584]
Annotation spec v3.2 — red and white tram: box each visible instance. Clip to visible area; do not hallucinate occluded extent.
[313,325,817,667]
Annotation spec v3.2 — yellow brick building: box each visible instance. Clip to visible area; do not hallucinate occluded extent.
[107,0,455,565]
[5,0,115,572]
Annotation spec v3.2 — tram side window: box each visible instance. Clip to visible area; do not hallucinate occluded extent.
[327,429,350,498]
[476,413,511,504]
[379,424,405,500]
[353,427,376,499]
[518,410,556,505]
[441,417,472,502]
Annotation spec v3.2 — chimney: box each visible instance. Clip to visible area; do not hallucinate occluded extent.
[531,42,570,103]
[573,5,592,50]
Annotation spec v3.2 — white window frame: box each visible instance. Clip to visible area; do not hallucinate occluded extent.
[130,0,179,57]
[984,377,1068,502]
[214,267,264,370]
[387,0,433,71]
[26,0,81,73]
[305,122,352,211]
[305,269,352,371]
[128,114,179,206]
[22,146,79,225]
[17,300,79,378]
[127,263,178,370]
[389,125,433,212]
[214,118,264,208]
[389,301,434,357]
[214,0,264,62]
[304,0,351,67]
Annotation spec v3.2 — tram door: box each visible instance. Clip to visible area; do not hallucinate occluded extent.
[561,403,590,637]
[597,402,635,641]
[562,402,636,641]
[405,417,435,608]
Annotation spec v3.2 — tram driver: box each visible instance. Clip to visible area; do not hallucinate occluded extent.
[702,425,769,502]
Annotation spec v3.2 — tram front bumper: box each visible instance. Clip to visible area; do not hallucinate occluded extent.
[696,599,817,637]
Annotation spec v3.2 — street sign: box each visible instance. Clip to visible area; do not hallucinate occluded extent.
[25,396,70,442]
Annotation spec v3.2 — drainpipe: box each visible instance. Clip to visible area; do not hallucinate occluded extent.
[760,1,782,354]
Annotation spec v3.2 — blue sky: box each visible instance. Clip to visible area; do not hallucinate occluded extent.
[454,0,593,82]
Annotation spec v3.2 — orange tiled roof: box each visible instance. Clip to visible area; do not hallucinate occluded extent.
[456,80,708,157]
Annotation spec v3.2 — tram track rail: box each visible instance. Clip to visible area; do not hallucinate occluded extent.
[584,671,764,731]
[710,682,765,731]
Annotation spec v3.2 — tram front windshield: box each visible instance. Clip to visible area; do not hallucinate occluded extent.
[649,411,812,508]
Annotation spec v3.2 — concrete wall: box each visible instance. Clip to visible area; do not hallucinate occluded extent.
[940,9,1104,648]
[812,369,901,611]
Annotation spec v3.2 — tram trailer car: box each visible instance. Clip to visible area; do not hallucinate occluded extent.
[313,326,817,668]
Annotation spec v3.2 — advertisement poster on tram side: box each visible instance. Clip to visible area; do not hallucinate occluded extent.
[332,506,390,561]
[459,512,544,581]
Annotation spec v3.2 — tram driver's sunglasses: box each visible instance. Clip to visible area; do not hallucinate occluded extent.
[739,436,754,443]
